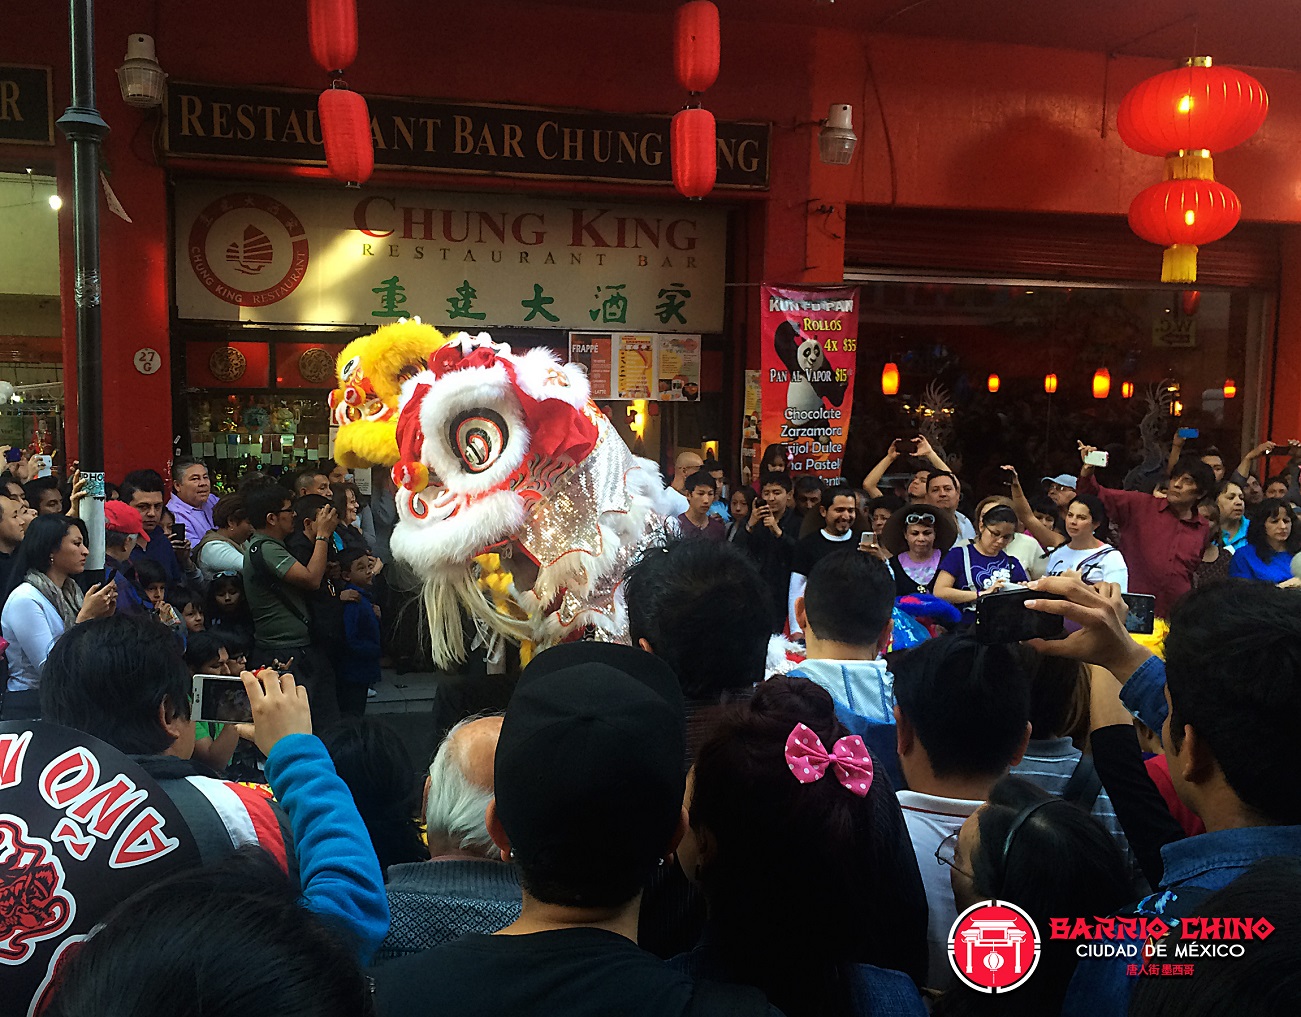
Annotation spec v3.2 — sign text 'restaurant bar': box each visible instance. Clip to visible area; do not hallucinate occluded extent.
[164,82,769,190]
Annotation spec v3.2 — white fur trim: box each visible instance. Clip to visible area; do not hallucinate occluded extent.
[412,364,531,496]
[391,488,527,574]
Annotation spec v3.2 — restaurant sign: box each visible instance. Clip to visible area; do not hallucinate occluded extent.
[0,65,54,145]
[173,181,725,332]
[164,81,769,190]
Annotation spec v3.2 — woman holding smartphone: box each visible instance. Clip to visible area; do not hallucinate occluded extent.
[933,504,1028,616]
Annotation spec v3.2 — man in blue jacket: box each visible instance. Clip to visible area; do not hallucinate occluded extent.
[1026,575,1301,1017]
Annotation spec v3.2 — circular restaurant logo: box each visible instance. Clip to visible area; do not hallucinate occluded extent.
[188,193,309,307]
[948,900,1041,993]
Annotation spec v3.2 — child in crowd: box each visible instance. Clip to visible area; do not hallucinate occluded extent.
[205,571,255,653]
[135,558,184,633]
[166,585,206,634]
[337,548,381,717]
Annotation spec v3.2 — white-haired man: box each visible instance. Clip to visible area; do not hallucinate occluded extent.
[375,714,521,963]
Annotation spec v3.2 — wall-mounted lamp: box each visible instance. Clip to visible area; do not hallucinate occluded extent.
[819,103,857,165]
[117,34,166,109]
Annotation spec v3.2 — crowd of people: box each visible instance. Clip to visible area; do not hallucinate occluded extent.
[3,428,1300,1017]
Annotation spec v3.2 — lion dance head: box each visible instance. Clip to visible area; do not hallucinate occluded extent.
[387,332,664,668]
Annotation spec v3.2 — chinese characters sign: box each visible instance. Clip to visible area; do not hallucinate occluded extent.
[759,285,860,481]
[569,333,701,402]
[174,182,725,332]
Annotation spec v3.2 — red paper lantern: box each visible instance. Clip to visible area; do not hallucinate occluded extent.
[881,362,899,396]
[1223,378,1237,399]
[1121,381,1135,399]
[671,107,716,199]
[1044,373,1058,394]
[987,373,1000,393]
[674,1,720,94]
[1092,367,1111,399]
[308,0,358,73]
[1127,178,1242,282]
[318,87,374,186]
[1117,59,1268,157]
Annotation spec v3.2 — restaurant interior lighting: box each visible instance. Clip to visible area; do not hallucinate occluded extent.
[881,361,899,396]
[819,104,857,165]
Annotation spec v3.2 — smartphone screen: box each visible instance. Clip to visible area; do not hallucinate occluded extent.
[972,588,1066,645]
[1176,427,1200,440]
[1121,593,1156,635]
[191,674,253,724]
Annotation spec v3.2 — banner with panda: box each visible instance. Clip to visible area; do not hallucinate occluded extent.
[759,285,859,481]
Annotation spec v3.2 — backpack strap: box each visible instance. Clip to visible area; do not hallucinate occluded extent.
[249,540,311,628]
[1063,753,1104,813]
[962,544,974,591]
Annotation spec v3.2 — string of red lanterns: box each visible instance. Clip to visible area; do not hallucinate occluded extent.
[1118,57,1268,283]
[671,1,719,199]
[309,0,373,187]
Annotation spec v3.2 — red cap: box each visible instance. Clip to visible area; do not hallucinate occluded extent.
[104,500,150,543]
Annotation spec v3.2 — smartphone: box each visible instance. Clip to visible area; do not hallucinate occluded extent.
[894,438,919,456]
[1000,466,1016,486]
[191,674,252,724]
[172,522,187,544]
[972,587,1066,645]
[1121,593,1156,635]
[1084,450,1110,468]
[1176,427,1200,440]
[3,448,21,463]
[859,531,878,550]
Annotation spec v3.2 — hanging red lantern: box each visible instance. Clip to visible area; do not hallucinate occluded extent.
[987,373,1000,393]
[671,107,716,199]
[308,0,358,73]
[1121,381,1135,399]
[1223,378,1237,399]
[881,362,900,396]
[1127,178,1241,282]
[1092,367,1112,399]
[1043,373,1058,394]
[674,1,720,94]
[318,87,374,186]
[1117,58,1268,158]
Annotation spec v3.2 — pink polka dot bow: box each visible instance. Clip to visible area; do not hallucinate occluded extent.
[783,722,874,797]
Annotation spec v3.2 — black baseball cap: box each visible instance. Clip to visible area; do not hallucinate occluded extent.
[495,642,687,887]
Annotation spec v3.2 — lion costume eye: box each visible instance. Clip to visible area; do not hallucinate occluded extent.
[449,410,509,474]
[341,355,362,381]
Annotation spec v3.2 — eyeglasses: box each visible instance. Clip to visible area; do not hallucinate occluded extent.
[905,511,936,525]
[935,831,973,880]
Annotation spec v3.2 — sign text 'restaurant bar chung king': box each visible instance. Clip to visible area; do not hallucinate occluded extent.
[164,82,769,190]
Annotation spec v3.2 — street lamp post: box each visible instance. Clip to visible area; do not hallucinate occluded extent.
[56,0,108,577]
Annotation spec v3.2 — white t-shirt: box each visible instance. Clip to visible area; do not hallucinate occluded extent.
[954,511,977,542]
[659,486,689,518]
[1045,542,1129,590]
[898,789,983,989]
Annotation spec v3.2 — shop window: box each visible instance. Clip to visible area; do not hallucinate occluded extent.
[841,280,1268,492]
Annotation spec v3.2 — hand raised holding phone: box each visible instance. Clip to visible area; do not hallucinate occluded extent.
[233,668,313,757]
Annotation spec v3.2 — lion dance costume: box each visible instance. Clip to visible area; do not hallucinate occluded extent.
[328,321,665,669]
